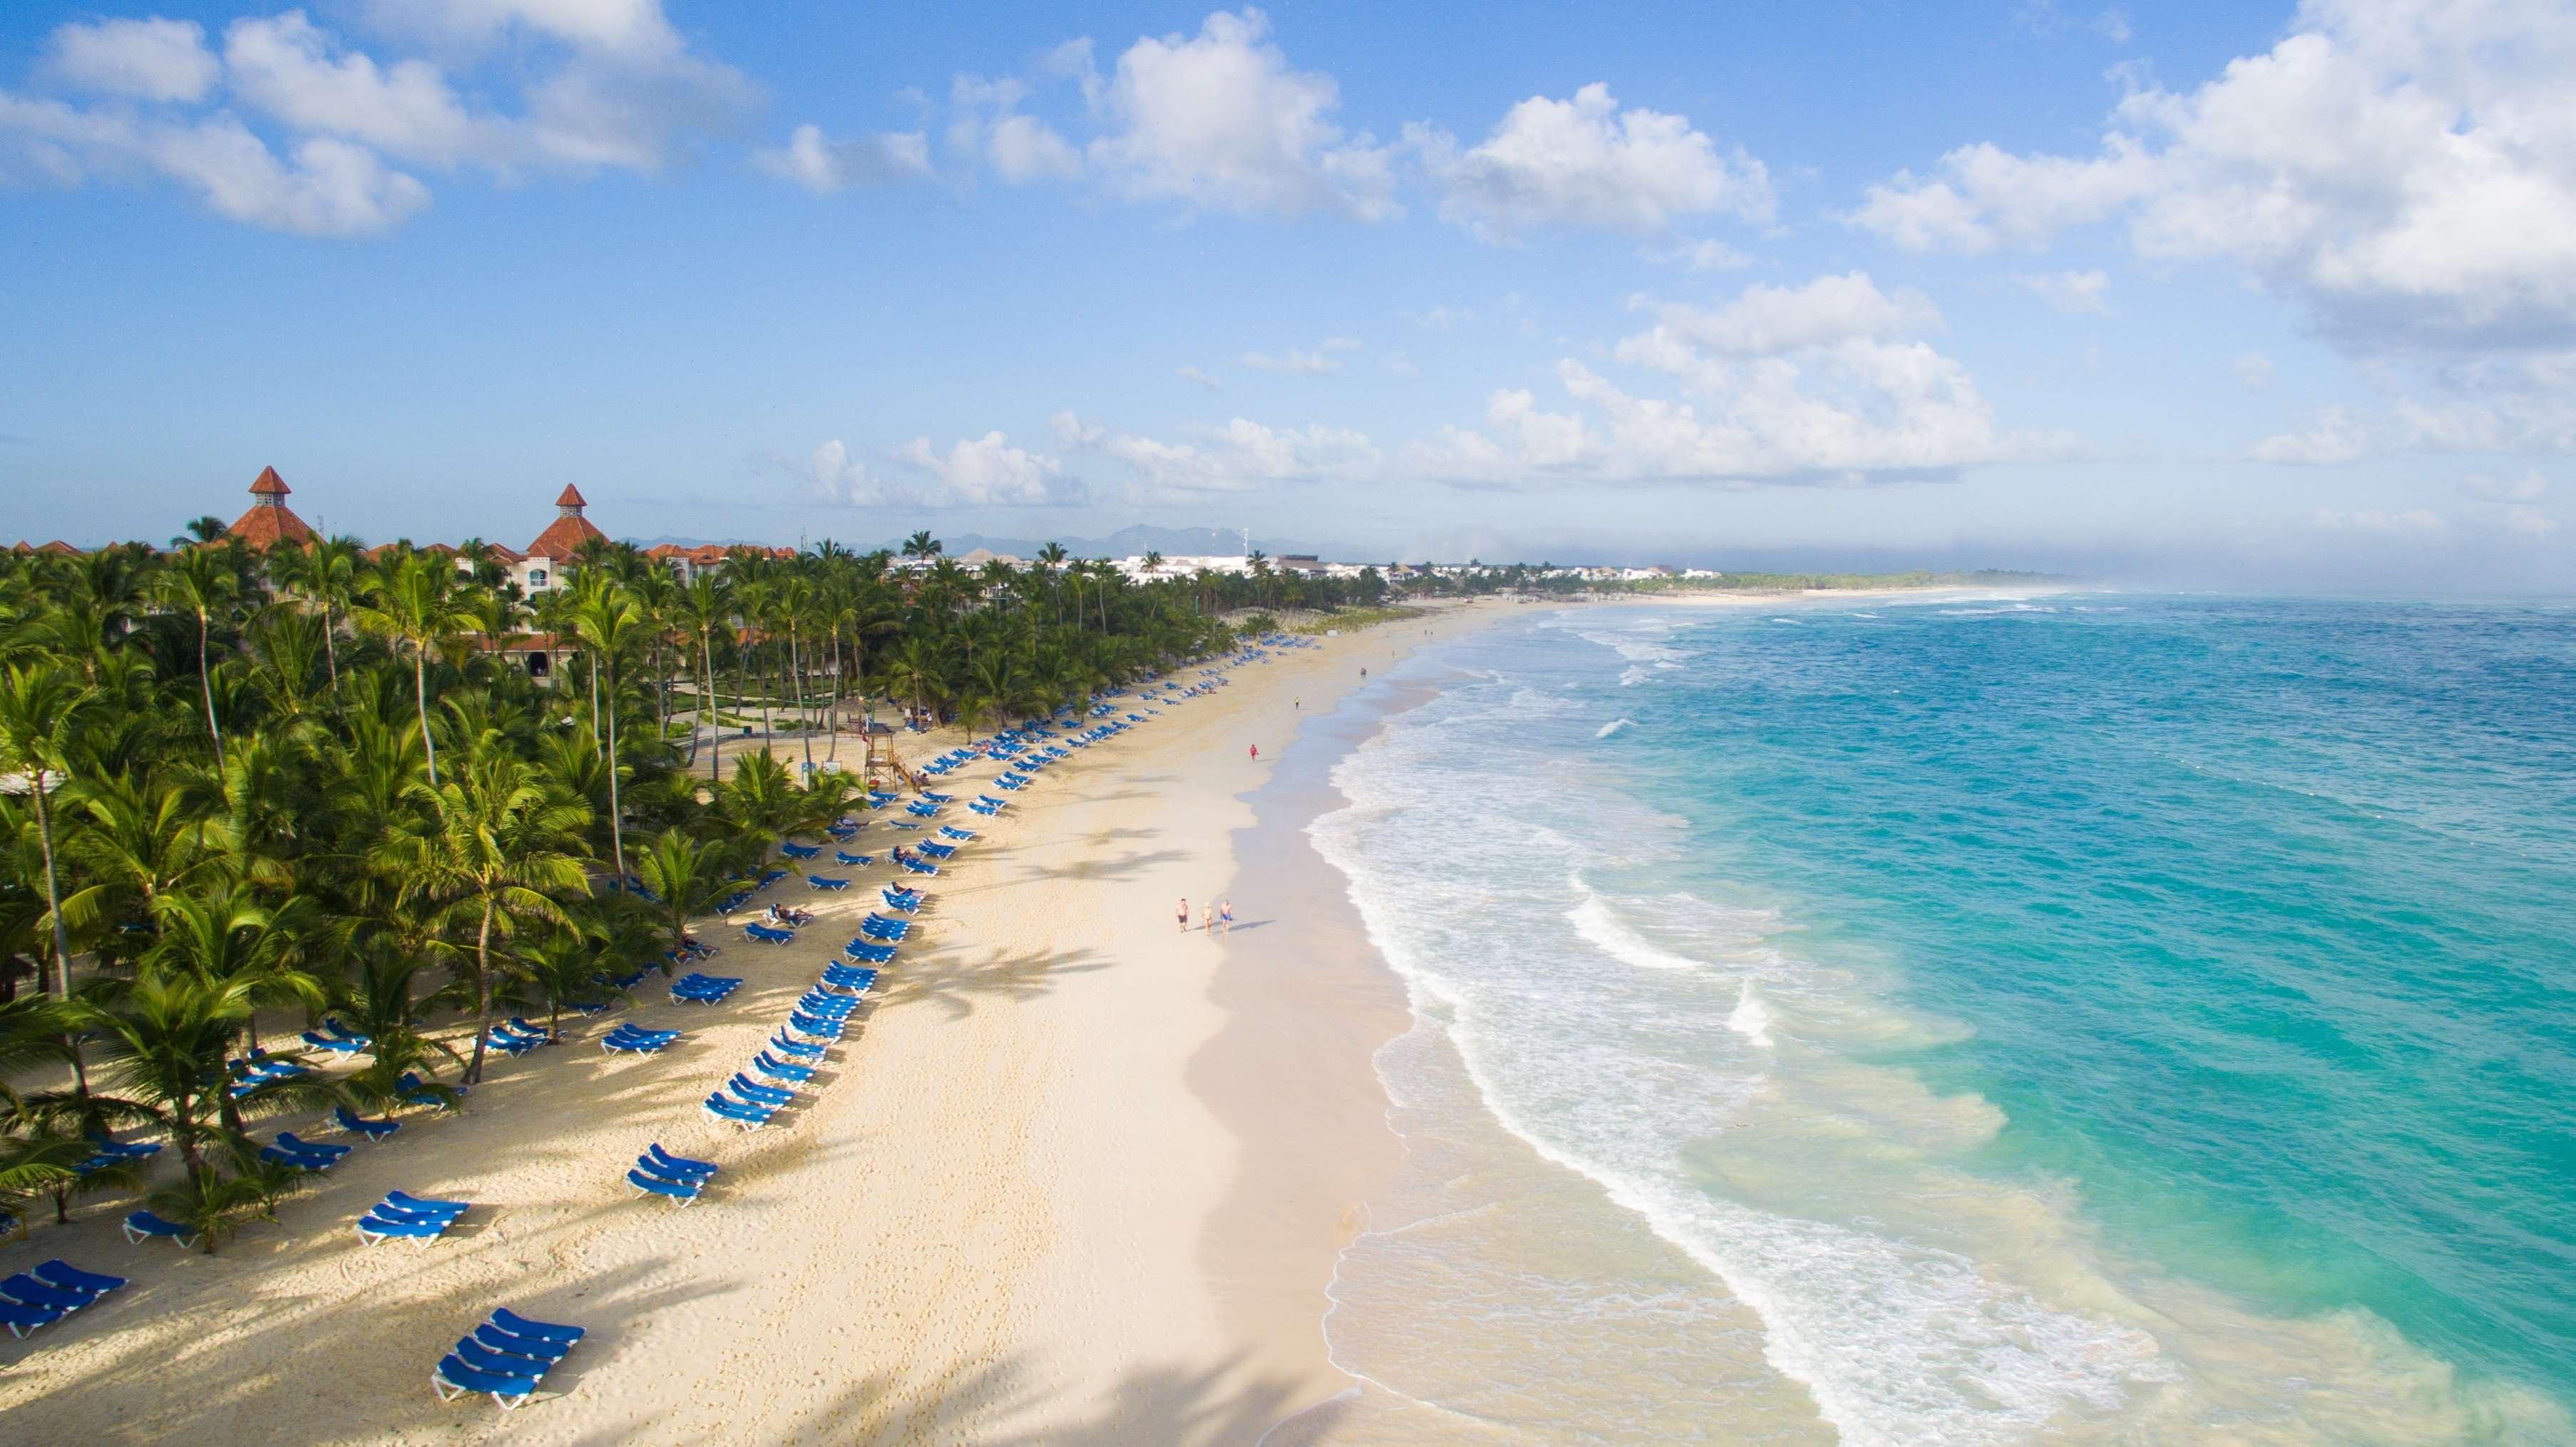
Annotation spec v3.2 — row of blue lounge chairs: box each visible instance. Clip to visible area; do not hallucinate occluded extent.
[672,971,742,1003]
[433,1307,586,1409]
[356,1190,471,1247]
[1,1260,128,1338]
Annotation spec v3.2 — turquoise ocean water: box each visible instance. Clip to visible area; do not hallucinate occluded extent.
[1305,595,2576,1445]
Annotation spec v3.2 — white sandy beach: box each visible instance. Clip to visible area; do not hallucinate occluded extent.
[0,600,1507,1446]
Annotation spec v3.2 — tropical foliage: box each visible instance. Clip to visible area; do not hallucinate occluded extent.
[0,526,1261,1245]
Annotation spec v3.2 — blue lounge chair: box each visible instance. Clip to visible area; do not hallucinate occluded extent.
[751,1052,814,1084]
[768,1031,827,1060]
[385,1190,471,1219]
[628,1167,701,1206]
[780,841,821,859]
[645,1144,718,1180]
[302,1028,365,1054]
[743,923,794,945]
[1,1302,64,1338]
[84,1132,160,1162]
[505,1018,556,1045]
[1,1274,90,1312]
[807,875,851,891]
[939,827,976,840]
[488,1308,585,1347]
[122,1211,197,1248]
[601,1026,680,1055]
[434,1351,538,1408]
[835,850,871,866]
[786,1013,844,1040]
[336,1105,401,1143]
[32,1261,125,1299]
[472,1321,570,1362]
[357,1211,449,1246]
[728,1075,795,1107]
[704,1094,774,1130]
[274,1131,350,1161]
[483,1027,540,1056]
[759,868,789,888]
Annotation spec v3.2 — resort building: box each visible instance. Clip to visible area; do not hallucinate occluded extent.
[223,466,319,550]
[512,484,606,595]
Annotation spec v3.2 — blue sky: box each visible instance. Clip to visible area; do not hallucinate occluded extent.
[2,1,2570,588]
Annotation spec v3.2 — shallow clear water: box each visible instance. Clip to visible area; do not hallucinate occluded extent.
[1307,595,2576,1445]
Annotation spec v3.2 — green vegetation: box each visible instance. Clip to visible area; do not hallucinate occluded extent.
[0,528,1279,1245]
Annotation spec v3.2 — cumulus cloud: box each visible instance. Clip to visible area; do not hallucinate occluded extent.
[948,73,1082,183]
[1054,410,1379,495]
[1085,9,1396,220]
[2252,405,2375,464]
[1410,82,1772,241]
[0,91,430,235]
[2234,351,2275,390]
[42,16,217,103]
[755,122,932,192]
[2015,267,2111,314]
[1406,273,2061,488]
[2,4,748,235]
[1177,365,1223,389]
[898,431,1082,506]
[1642,272,1941,356]
[1849,0,2576,352]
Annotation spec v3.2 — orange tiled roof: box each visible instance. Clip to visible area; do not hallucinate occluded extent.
[525,513,606,559]
[225,466,317,550]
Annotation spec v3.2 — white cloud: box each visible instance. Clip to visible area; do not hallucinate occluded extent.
[898,431,1082,506]
[1177,365,1223,389]
[4,4,745,235]
[1383,349,1420,377]
[2234,351,2275,390]
[755,122,932,192]
[1410,305,1479,330]
[2460,468,2547,502]
[947,73,1082,183]
[1645,272,1941,356]
[1085,9,1397,220]
[42,17,217,103]
[2313,506,2447,533]
[224,12,498,168]
[1411,82,1771,241]
[1407,275,2060,488]
[2015,267,2111,314]
[1054,410,1379,495]
[1850,0,2576,351]
[2252,405,2374,464]
[2501,503,2560,534]
[1240,337,1361,374]
[0,91,430,236]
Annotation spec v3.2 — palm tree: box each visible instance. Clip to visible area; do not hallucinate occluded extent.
[335,949,464,1115]
[71,973,337,1177]
[901,531,942,561]
[350,552,476,787]
[158,544,239,749]
[633,829,745,965]
[568,576,646,883]
[0,663,88,998]
[269,534,363,688]
[1,1119,142,1228]
[374,751,590,1083]
[673,573,732,779]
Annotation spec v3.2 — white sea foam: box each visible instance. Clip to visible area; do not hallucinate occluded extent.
[1313,670,2175,1445]
[1728,981,1775,1048]
[1595,717,1633,739]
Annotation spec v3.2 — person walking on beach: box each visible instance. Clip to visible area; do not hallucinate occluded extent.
[1177,897,1189,933]
[1202,904,1215,934]
[1249,743,1259,761]
[1218,899,1233,934]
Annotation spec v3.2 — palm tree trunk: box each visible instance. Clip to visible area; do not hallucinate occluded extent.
[791,627,815,772]
[466,901,494,1085]
[321,599,339,688]
[605,661,626,884]
[587,646,603,759]
[826,630,843,762]
[702,629,721,780]
[414,648,440,787]
[31,779,71,999]
[197,612,222,748]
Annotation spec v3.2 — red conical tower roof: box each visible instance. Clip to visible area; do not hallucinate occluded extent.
[527,484,606,558]
[225,466,316,549]
[555,484,587,508]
